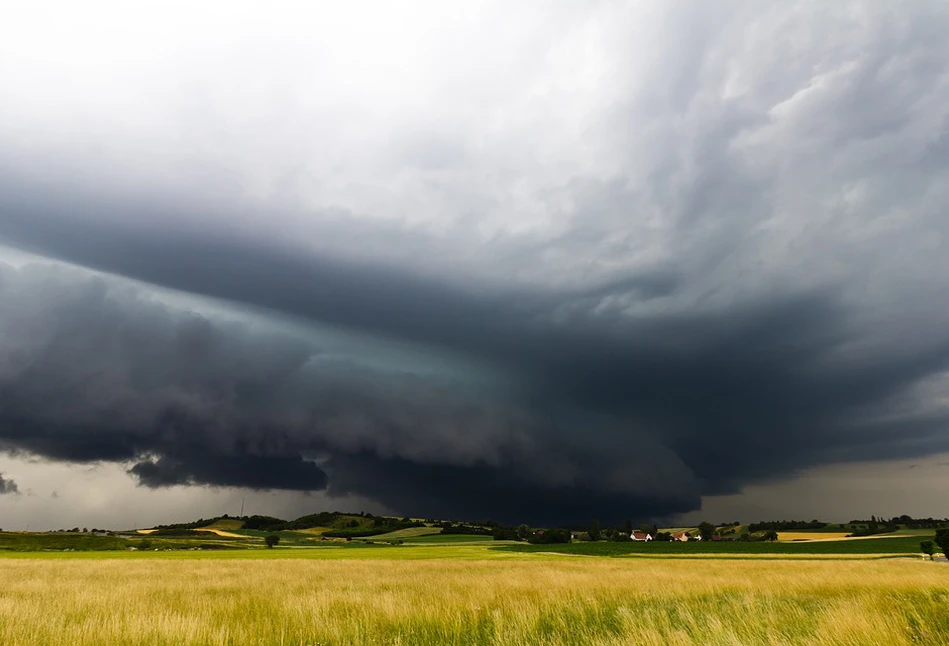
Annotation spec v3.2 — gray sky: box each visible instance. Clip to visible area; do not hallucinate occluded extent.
[1,1,948,528]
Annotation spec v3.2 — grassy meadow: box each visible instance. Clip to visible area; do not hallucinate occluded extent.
[2,518,945,645]
[1,551,947,645]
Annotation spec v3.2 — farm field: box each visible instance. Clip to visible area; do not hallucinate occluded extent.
[1,551,947,645]
[497,535,929,556]
[366,526,444,540]
[777,532,852,541]
[399,533,494,543]
[2,518,943,644]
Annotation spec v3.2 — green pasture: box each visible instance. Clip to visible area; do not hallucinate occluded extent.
[395,533,494,544]
[498,535,929,556]
[364,526,443,540]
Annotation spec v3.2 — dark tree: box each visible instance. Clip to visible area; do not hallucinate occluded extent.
[763,530,779,542]
[698,522,715,541]
[589,520,601,542]
[934,529,949,557]
[265,535,280,548]
[920,540,934,560]
[516,524,531,541]
[492,528,518,541]
[527,528,571,544]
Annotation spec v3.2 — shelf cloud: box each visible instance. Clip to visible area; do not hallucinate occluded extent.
[1,0,948,524]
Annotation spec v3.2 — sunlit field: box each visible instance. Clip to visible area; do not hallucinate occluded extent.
[1,551,946,645]
[777,532,852,541]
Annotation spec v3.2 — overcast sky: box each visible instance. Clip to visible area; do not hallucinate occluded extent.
[1,1,948,529]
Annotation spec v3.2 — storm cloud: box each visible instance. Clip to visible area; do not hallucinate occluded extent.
[0,474,17,495]
[1,1,949,524]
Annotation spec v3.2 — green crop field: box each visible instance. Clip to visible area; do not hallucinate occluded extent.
[200,518,245,531]
[397,533,495,543]
[364,526,443,540]
[0,532,130,552]
[497,535,929,556]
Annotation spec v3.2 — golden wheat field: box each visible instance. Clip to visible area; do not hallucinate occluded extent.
[776,532,852,541]
[1,556,947,645]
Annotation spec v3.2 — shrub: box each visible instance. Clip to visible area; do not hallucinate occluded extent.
[934,529,949,557]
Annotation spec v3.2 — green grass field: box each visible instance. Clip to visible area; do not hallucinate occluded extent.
[0,532,130,552]
[397,533,495,544]
[200,518,245,531]
[0,528,937,556]
[497,534,930,556]
[229,528,322,545]
[366,526,443,540]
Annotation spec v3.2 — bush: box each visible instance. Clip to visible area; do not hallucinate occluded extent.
[265,535,280,548]
[935,529,949,556]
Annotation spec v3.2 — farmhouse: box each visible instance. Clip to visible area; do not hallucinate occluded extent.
[671,532,689,542]
[630,531,652,541]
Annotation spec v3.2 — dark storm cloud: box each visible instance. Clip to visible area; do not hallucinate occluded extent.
[0,262,704,522]
[1,239,948,524]
[325,453,694,526]
[0,473,18,495]
[1,1,949,524]
[129,454,327,490]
